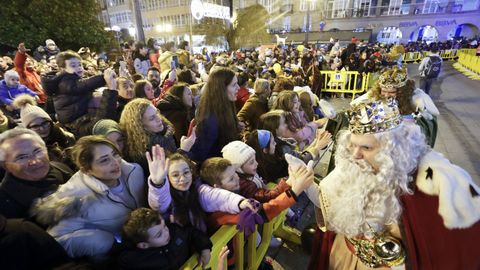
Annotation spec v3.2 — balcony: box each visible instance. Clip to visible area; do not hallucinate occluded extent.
[280,4,294,14]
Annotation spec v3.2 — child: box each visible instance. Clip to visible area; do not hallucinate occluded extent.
[221,140,290,203]
[257,111,332,181]
[118,207,212,270]
[0,70,38,111]
[41,50,117,136]
[146,146,258,233]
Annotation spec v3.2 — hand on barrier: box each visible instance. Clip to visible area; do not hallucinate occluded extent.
[239,198,260,212]
[217,246,230,270]
[236,208,265,237]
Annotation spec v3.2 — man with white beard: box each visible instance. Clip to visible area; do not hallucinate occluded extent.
[305,98,480,270]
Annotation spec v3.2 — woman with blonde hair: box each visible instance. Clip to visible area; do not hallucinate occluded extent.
[119,98,195,173]
[237,78,271,132]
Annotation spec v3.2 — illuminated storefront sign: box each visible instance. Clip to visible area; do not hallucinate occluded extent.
[191,0,230,20]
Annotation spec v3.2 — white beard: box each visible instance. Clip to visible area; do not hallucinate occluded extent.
[323,156,403,238]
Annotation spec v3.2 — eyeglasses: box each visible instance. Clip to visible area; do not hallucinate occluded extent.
[27,120,51,131]
[8,148,47,165]
[169,170,192,181]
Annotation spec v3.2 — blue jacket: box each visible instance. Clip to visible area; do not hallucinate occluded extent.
[189,114,221,164]
[0,80,37,105]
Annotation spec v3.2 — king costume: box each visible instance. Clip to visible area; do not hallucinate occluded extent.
[305,98,480,270]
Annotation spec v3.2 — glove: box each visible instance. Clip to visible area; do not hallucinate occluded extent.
[236,209,265,237]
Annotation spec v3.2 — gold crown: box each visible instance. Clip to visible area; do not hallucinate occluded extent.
[348,98,402,134]
[377,67,408,89]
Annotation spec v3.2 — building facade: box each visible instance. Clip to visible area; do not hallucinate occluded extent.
[233,0,480,44]
[98,0,232,46]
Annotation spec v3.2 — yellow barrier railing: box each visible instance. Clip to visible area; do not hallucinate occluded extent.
[402,51,425,63]
[181,183,298,270]
[320,70,369,101]
[453,51,480,80]
[458,48,477,56]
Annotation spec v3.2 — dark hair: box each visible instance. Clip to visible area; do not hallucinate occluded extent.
[147,67,160,74]
[200,157,232,187]
[134,80,150,98]
[167,153,206,230]
[132,73,144,82]
[164,41,175,51]
[123,208,162,244]
[237,72,249,87]
[245,130,277,180]
[71,135,120,171]
[56,50,81,68]
[179,41,189,50]
[258,110,284,138]
[196,68,240,148]
[168,83,188,100]
[273,77,294,93]
[177,70,196,85]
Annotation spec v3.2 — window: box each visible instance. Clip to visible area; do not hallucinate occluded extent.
[283,16,291,31]
[303,15,312,31]
[260,0,274,13]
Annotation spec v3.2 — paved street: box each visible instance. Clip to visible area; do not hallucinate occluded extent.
[267,61,480,269]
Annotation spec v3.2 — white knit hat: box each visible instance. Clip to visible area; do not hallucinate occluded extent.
[222,141,256,173]
[13,94,51,127]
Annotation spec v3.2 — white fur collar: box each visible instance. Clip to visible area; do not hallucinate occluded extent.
[416,150,480,229]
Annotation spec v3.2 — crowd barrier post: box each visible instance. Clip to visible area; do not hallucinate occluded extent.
[453,51,480,80]
[320,70,369,100]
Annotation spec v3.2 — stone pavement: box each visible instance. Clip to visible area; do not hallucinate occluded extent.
[265,62,480,269]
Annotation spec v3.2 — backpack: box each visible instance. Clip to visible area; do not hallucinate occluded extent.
[424,56,442,78]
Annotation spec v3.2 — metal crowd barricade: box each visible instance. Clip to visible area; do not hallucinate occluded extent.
[458,48,477,56]
[181,183,295,270]
[453,51,480,80]
[402,51,425,63]
[320,70,369,101]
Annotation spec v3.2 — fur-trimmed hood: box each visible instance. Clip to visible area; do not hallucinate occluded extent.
[416,150,480,229]
[31,159,145,235]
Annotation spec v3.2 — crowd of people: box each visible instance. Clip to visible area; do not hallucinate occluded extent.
[0,36,479,270]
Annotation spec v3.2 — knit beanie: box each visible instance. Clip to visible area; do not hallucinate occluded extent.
[92,119,122,136]
[222,140,256,173]
[13,94,51,127]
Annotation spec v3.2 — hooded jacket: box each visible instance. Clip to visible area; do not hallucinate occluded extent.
[32,160,145,240]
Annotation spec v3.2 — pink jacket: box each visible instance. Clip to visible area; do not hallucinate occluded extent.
[148,177,245,215]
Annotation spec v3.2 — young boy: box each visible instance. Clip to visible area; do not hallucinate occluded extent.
[221,140,291,203]
[41,50,118,136]
[118,207,212,270]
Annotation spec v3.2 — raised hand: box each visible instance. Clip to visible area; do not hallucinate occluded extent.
[314,130,332,150]
[290,163,314,196]
[103,68,117,90]
[180,127,196,152]
[146,144,169,185]
[18,42,30,54]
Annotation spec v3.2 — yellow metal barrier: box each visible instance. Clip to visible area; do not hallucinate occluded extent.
[458,48,477,56]
[320,70,369,101]
[402,51,425,63]
[181,182,296,269]
[453,51,480,80]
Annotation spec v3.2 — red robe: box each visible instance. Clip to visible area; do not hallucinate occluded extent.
[14,51,47,103]
[308,187,480,270]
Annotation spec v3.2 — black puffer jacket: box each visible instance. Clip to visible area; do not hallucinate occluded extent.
[42,72,105,124]
[156,95,194,146]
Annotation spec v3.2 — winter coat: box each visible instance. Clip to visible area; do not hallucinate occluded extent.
[235,86,250,112]
[116,223,212,270]
[237,95,268,132]
[14,51,47,103]
[176,49,190,68]
[239,177,290,203]
[189,114,221,164]
[44,124,76,165]
[0,80,37,106]
[32,160,145,245]
[41,72,105,124]
[156,95,194,146]
[148,178,246,232]
[0,162,73,219]
[158,51,176,74]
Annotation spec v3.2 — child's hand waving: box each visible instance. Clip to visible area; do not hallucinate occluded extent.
[146,145,169,186]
